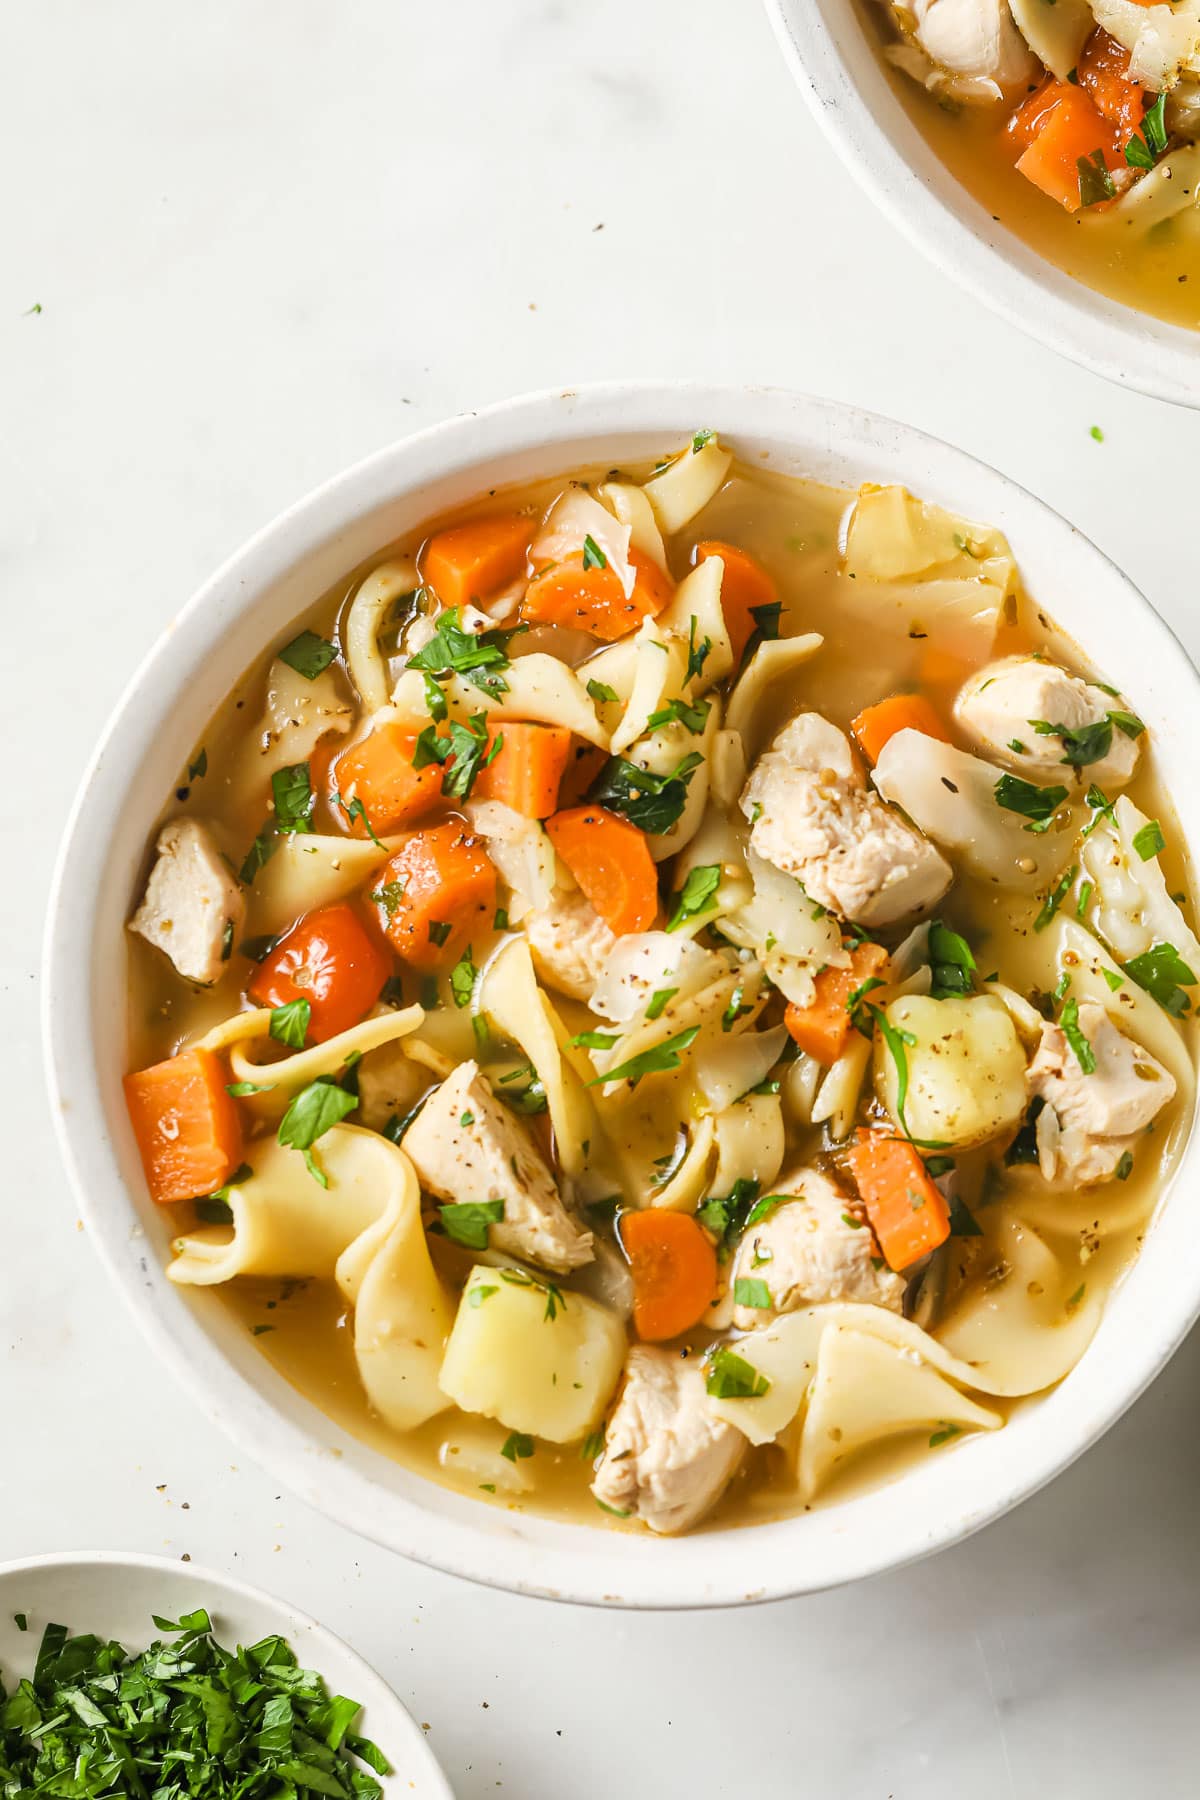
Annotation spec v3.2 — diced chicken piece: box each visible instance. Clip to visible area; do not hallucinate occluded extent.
[403,1060,593,1272]
[356,1030,430,1133]
[591,1346,744,1534]
[911,0,1036,90]
[741,713,952,927]
[954,656,1140,789]
[1028,1000,1176,1186]
[525,889,617,1002]
[731,1168,906,1328]
[129,819,245,986]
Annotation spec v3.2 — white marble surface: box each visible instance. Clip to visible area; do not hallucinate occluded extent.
[6,1,1200,1793]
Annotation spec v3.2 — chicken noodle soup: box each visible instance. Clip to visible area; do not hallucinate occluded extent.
[122,436,1197,1535]
[871,0,1200,328]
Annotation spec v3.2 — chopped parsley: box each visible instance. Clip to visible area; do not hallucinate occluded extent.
[239,823,279,884]
[468,1283,498,1307]
[847,975,887,1037]
[588,1025,700,1088]
[928,920,976,997]
[1116,1149,1134,1182]
[278,629,337,679]
[586,677,619,704]
[1081,783,1116,838]
[1133,818,1166,861]
[271,762,314,834]
[581,533,608,571]
[501,1430,535,1461]
[1005,1096,1045,1167]
[413,711,501,801]
[1077,149,1116,208]
[439,1199,505,1249]
[269,997,311,1049]
[646,695,711,735]
[587,751,704,835]
[1059,996,1096,1074]
[692,428,716,452]
[1126,92,1167,169]
[685,616,712,683]
[1034,864,1078,933]
[994,772,1069,833]
[929,1423,961,1449]
[187,748,208,781]
[666,862,721,932]
[868,1005,947,1149]
[570,1028,621,1050]
[646,985,678,1021]
[733,1276,772,1310]
[278,1074,359,1184]
[407,605,525,700]
[705,1346,770,1400]
[1125,942,1196,1017]
[450,944,477,1009]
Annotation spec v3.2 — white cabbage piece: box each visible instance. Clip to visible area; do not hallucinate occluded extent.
[438,1263,626,1441]
[246,832,397,936]
[169,1126,453,1432]
[1008,0,1093,78]
[798,1324,1002,1499]
[463,799,556,922]
[589,931,728,1023]
[227,656,354,809]
[1090,0,1200,88]
[811,1035,874,1142]
[1081,795,1200,973]
[842,482,1015,585]
[711,1092,786,1196]
[343,558,418,713]
[642,434,733,536]
[598,480,669,572]
[653,554,734,694]
[529,485,635,596]
[872,727,1075,891]
[695,1023,789,1113]
[875,993,1028,1149]
[393,653,608,746]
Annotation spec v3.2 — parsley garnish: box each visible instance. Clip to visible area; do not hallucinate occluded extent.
[646,696,711,735]
[278,1074,359,1184]
[685,615,712,683]
[501,1430,535,1461]
[1116,1149,1134,1181]
[413,711,500,802]
[1125,942,1196,1017]
[733,1276,772,1310]
[581,533,608,571]
[450,944,477,1009]
[407,605,524,700]
[929,1423,961,1449]
[705,1346,770,1400]
[847,975,887,1037]
[868,1005,948,1149]
[187,748,208,781]
[239,823,278,884]
[928,920,976,997]
[1059,996,1096,1074]
[1126,92,1167,169]
[587,751,704,835]
[1077,149,1115,208]
[994,772,1069,833]
[271,762,314,834]
[269,997,311,1049]
[645,985,678,1021]
[692,428,716,452]
[1034,864,1077,933]
[588,1025,700,1088]
[439,1199,505,1249]
[586,677,619,704]
[666,862,721,932]
[1133,818,1165,861]
[278,629,337,679]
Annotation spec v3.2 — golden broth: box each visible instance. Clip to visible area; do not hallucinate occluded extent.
[127,451,1196,1528]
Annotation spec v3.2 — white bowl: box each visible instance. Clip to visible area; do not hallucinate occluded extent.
[0,1551,452,1797]
[764,0,1200,407]
[43,381,1200,1608]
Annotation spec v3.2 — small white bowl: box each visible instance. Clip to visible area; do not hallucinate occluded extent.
[43,381,1200,1607]
[764,0,1200,407]
[0,1552,452,1797]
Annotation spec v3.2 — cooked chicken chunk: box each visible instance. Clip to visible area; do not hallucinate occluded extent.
[591,1346,743,1534]
[1027,1000,1176,1186]
[129,819,244,986]
[910,0,1035,90]
[403,1060,593,1272]
[525,889,617,1002]
[741,713,952,927]
[954,656,1140,789]
[731,1168,906,1328]
[356,1032,430,1133]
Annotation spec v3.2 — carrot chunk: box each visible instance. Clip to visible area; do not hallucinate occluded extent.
[621,1209,718,1342]
[472,722,571,818]
[123,1047,245,1205]
[521,548,673,641]
[851,693,950,765]
[694,541,777,663]
[1077,27,1147,135]
[249,902,391,1043]
[330,722,444,837]
[784,942,890,1066]
[545,805,658,935]
[370,822,497,970]
[845,1128,951,1272]
[1014,86,1120,212]
[557,740,609,808]
[421,513,531,610]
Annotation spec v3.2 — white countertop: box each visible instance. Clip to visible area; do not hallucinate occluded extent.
[7,1,1200,1793]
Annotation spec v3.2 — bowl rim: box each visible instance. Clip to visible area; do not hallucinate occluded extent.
[42,378,1200,1609]
[762,0,1200,408]
[0,1549,454,1796]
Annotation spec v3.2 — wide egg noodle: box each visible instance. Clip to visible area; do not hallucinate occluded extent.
[724,633,824,753]
[227,657,354,810]
[343,557,418,714]
[392,654,609,746]
[610,619,686,756]
[653,556,733,693]
[200,1003,426,1114]
[597,479,670,573]
[642,435,734,537]
[710,1090,785,1196]
[168,1125,454,1432]
[477,936,598,1181]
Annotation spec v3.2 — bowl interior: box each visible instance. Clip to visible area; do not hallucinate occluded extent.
[765,0,1200,406]
[44,383,1200,1607]
[0,1553,452,1797]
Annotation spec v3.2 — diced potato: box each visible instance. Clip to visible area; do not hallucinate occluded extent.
[438,1265,627,1442]
[874,994,1027,1149]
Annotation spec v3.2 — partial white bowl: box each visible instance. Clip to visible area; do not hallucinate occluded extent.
[44,381,1200,1608]
[764,0,1200,407]
[0,1552,452,1797]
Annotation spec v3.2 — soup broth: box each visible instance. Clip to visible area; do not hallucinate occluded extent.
[123,434,1197,1535]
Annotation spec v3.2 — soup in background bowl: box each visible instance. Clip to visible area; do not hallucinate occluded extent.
[43,385,1200,1606]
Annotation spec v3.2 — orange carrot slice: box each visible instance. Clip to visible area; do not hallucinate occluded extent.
[1077,27,1147,135]
[472,722,571,819]
[249,902,391,1043]
[784,942,890,1065]
[421,513,531,609]
[330,722,444,836]
[545,806,658,935]
[123,1048,245,1206]
[370,822,497,970]
[1014,86,1120,212]
[621,1209,718,1341]
[845,1128,951,1272]
[521,548,673,641]
[850,693,950,765]
[694,541,777,663]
